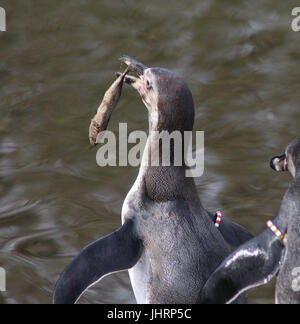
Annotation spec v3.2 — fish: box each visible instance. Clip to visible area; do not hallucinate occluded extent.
[89,67,130,146]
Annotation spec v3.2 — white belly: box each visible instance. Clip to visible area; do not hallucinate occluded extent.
[128,250,151,304]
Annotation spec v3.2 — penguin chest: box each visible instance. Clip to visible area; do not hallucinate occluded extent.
[129,218,204,304]
[122,183,228,303]
[141,219,204,303]
[137,208,227,303]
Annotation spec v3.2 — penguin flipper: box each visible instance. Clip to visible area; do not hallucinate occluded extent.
[218,217,253,249]
[209,212,253,249]
[198,229,285,304]
[53,218,142,304]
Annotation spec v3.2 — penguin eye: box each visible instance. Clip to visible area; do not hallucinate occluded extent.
[146,79,152,89]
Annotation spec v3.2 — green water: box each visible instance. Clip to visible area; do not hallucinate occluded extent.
[0,0,300,303]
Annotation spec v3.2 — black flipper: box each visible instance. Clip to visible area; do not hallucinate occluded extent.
[198,229,285,304]
[53,219,142,304]
[209,212,253,249]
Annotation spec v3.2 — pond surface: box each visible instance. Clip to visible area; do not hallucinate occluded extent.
[0,0,300,304]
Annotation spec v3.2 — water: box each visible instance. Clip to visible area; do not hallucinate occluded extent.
[1,0,300,304]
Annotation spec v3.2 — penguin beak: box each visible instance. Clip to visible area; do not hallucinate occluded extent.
[116,56,148,96]
[270,154,288,172]
[119,55,148,77]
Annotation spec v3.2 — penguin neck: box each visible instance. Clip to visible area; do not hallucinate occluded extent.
[146,109,188,171]
[139,112,202,205]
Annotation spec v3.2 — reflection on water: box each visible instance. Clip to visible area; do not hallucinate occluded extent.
[0,0,299,304]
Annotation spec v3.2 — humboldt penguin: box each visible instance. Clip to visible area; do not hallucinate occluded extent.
[53,56,252,304]
[198,138,300,304]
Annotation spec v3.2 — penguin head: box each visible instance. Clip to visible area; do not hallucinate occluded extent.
[119,55,195,133]
[270,138,300,177]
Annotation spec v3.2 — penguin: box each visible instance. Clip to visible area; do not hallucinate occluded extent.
[53,56,252,304]
[198,138,300,304]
